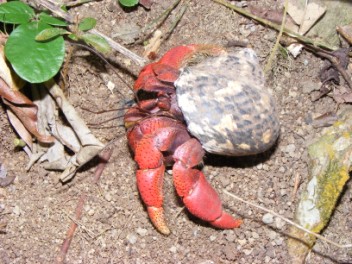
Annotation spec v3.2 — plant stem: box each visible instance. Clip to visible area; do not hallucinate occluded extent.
[32,0,147,66]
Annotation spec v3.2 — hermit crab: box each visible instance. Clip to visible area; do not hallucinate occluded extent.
[124,44,280,235]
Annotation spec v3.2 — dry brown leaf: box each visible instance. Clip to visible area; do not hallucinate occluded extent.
[287,1,326,35]
[140,0,152,9]
[0,78,54,143]
[0,46,54,144]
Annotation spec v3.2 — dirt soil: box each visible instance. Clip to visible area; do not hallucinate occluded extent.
[1,0,352,263]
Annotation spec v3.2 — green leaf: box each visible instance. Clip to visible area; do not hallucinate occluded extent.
[68,34,79,41]
[39,12,68,27]
[5,22,65,83]
[119,0,139,7]
[78,17,97,31]
[0,1,35,24]
[81,33,111,54]
[35,27,70,41]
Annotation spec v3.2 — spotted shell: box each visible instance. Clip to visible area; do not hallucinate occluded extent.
[175,48,280,156]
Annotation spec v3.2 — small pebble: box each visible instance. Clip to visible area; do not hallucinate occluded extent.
[275,217,286,229]
[267,230,277,240]
[136,227,148,237]
[275,237,284,246]
[265,256,271,263]
[225,231,236,242]
[237,238,247,246]
[169,246,177,253]
[13,205,21,216]
[87,209,95,216]
[285,144,296,153]
[104,192,112,202]
[243,248,253,255]
[209,235,217,241]
[126,233,138,244]
[262,213,274,224]
[252,232,259,239]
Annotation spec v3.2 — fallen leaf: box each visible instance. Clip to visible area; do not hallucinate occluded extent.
[139,0,152,9]
[319,48,350,84]
[0,45,54,144]
[249,5,298,32]
[298,3,326,35]
[287,1,326,35]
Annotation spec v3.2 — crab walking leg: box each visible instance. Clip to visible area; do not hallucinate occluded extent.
[133,123,191,235]
[136,165,170,235]
[173,139,242,229]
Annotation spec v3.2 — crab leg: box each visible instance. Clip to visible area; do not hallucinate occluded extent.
[132,119,191,235]
[173,139,242,229]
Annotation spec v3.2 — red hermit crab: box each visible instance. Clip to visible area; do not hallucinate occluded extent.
[124,44,280,235]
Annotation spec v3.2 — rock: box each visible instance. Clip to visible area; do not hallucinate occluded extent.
[136,227,148,237]
[126,233,138,244]
[262,213,274,224]
[209,235,217,241]
[243,248,253,255]
[13,205,21,216]
[225,231,236,242]
[267,230,277,240]
[275,237,284,246]
[251,232,259,239]
[223,245,237,261]
[275,217,286,229]
[285,144,296,154]
[104,192,112,202]
[169,245,177,253]
[237,238,247,246]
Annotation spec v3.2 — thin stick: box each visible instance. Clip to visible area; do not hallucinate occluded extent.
[93,147,114,184]
[32,0,147,66]
[223,189,352,249]
[212,0,336,51]
[138,0,182,43]
[264,0,288,73]
[55,194,87,264]
[164,1,189,40]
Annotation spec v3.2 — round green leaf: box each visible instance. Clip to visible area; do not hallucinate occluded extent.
[78,17,96,31]
[0,1,35,24]
[119,0,139,7]
[39,12,68,27]
[5,22,65,83]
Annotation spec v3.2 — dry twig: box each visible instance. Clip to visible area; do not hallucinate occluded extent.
[264,0,288,73]
[223,190,352,249]
[93,147,114,184]
[55,194,87,264]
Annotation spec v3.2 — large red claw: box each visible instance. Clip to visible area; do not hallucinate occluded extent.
[173,139,241,229]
